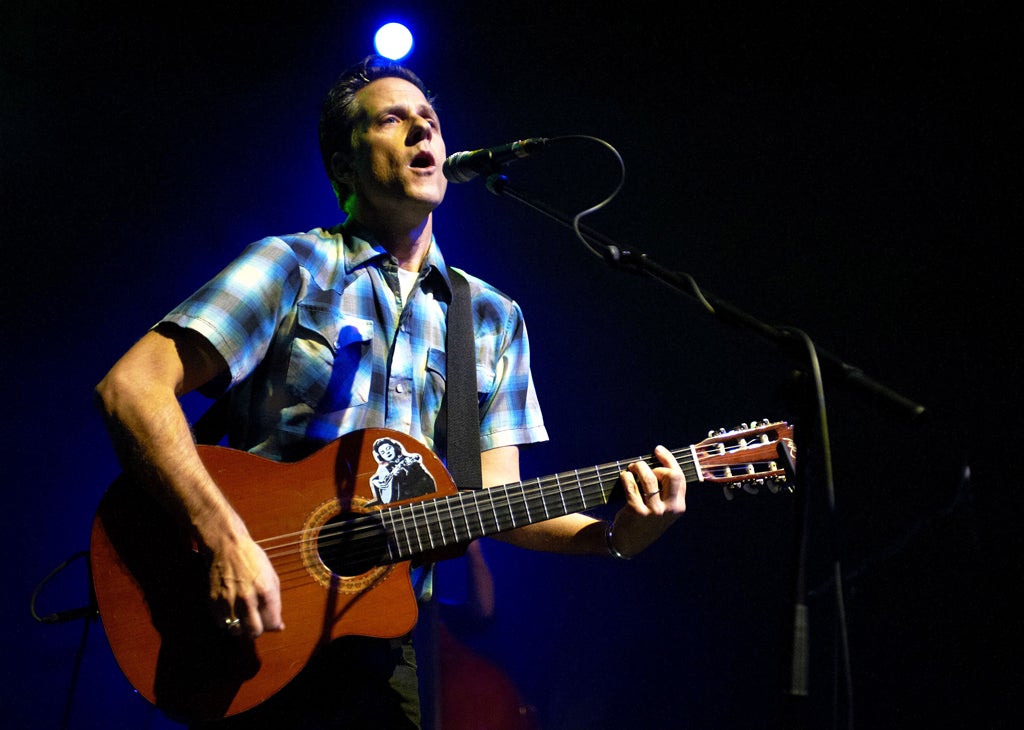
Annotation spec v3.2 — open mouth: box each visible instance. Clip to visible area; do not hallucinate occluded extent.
[410,151,435,169]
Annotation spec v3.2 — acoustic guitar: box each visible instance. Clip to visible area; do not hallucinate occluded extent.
[90,421,795,723]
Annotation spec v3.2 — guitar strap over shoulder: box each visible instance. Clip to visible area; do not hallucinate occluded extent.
[442,266,483,492]
[418,265,482,730]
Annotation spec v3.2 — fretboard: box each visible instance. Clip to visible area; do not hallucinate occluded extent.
[381,447,700,562]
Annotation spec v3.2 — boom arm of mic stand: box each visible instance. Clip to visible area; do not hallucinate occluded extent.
[485,173,926,419]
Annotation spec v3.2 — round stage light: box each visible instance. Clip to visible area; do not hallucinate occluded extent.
[374,22,414,61]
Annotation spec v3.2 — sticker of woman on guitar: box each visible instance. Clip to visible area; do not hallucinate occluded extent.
[369,436,439,504]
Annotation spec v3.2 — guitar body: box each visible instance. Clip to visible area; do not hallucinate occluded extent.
[90,428,452,722]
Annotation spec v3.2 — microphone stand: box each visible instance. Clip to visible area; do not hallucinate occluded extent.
[484,172,926,728]
[485,174,923,419]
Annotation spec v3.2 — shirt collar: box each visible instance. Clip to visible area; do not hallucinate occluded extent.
[337,219,454,302]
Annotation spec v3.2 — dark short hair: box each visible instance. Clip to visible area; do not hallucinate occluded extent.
[372,437,403,460]
[318,55,435,210]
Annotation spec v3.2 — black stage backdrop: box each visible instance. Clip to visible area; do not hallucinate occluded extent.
[3,3,1021,728]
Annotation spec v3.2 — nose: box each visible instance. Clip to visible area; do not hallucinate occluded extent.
[408,116,433,144]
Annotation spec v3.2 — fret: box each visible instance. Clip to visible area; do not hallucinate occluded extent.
[464,490,483,540]
[481,488,504,534]
[407,504,425,555]
[444,493,465,543]
[468,489,491,536]
[391,503,411,559]
[426,500,442,548]
[525,477,545,521]
[436,496,454,545]
[579,464,602,509]
[454,492,471,542]
[518,480,532,524]
[542,475,555,519]
[434,498,448,547]
[378,510,398,562]
[561,468,588,515]
[559,472,572,516]
[499,483,516,530]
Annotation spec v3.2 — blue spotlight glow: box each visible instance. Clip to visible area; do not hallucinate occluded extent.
[374,22,414,61]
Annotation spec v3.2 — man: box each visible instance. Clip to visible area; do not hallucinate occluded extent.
[95,55,686,728]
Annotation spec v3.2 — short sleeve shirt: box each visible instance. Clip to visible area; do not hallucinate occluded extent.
[160,224,548,464]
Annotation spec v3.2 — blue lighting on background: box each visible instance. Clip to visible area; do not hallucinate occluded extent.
[374,22,414,61]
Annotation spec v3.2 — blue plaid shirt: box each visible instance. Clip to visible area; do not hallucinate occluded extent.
[161,223,548,466]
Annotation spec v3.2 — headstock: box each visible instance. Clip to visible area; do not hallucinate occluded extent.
[694,419,796,499]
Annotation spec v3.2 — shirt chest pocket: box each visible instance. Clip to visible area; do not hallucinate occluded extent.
[424,347,496,413]
[286,304,374,412]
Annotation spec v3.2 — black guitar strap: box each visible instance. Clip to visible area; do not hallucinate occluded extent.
[419,266,481,730]
[442,266,483,492]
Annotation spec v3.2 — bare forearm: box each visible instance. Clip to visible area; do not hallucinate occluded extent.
[94,331,245,550]
[494,514,607,555]
[95,326,283,638]
[480,446,610,556]
[100,379,243,545]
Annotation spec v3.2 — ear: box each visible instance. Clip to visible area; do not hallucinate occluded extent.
[330,151,352,183]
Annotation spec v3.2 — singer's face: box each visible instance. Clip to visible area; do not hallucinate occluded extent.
[347,77,447,216]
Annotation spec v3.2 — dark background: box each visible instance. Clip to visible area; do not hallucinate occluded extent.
[3,2,1021,728]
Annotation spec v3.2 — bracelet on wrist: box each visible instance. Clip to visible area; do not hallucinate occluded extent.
[605,521,631,561]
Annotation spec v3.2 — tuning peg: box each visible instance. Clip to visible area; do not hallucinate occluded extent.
[722,485,735,501]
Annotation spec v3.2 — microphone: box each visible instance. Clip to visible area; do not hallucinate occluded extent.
[443,138,548,183]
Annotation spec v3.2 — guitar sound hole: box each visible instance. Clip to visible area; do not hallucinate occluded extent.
[317,513,392,576]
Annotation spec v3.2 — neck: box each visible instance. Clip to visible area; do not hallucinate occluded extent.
[349,208,434,271]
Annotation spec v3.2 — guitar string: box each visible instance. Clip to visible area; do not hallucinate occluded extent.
[253,437,790,585]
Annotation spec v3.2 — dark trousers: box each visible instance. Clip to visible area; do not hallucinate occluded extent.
[192,635,421,729]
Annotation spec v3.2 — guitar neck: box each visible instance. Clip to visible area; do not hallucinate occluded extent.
[328,420,792,571]
[380,448,699,563]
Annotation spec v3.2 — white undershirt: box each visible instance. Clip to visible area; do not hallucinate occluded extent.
[397,267,418,304]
